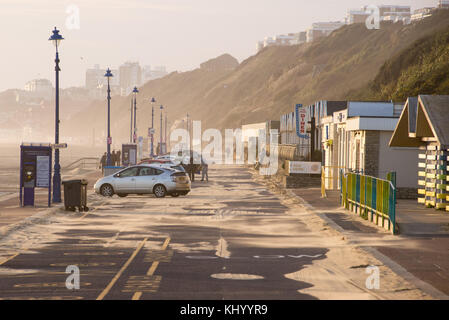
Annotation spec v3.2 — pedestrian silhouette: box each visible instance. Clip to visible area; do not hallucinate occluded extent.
[117,150,121,166]
[100,152,107,173]
[111,150,116,166]
[201,156,209,182]
[188,151,195,182]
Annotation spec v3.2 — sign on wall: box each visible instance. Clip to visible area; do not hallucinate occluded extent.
[287,161,321,175]
[295,104,309,139]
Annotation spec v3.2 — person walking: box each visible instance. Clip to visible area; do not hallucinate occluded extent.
[201,156,209,182]
[188,151,195,182]
[111,150,116,166]
[116,150,121,166]
[100,152,107,174]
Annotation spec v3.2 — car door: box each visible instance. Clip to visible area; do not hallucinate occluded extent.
[135,167,158,193]
[114,167,139,193]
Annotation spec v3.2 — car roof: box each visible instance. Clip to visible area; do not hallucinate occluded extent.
[124,164,170,171]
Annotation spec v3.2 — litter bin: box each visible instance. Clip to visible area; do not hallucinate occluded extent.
[62,179,89,212]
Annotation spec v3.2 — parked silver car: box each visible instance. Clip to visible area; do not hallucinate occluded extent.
[94,165,191,198]
[152,162,186,172]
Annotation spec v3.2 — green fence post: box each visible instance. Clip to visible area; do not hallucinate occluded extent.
[387,172,397,233]
[352,173,356,212]
[360,175,365,218]
[376,179,381,226]
[392,183,397,234]
[367,176,373,222]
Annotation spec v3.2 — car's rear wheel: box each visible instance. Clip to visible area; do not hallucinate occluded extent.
[100,184,114,197]
[153,184,167,198]
[171,192,180,197]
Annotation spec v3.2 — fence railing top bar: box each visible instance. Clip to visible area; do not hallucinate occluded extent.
[343,172,396,191]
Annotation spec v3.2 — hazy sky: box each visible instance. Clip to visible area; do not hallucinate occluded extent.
[0,0,437,91]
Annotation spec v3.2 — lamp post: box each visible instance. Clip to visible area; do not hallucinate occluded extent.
[132,87,139,143]
[150,97,156,157]
[165,110,168,151]
[186,113,190,150]
[160,105,164,155]
[104,68,113,166]
[130,99,133,143]
[49,27,64,204]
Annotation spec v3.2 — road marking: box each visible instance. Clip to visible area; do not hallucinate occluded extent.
[0,253,20,266]
[161,237,171,250]
[147,262,160,276]
[132,237,170,300]
[132,292,142,300]
[79,201,107,220]
[96,237,148,300]
[79,212,89,219]
[215,237,230,259]
[80,207,97,220]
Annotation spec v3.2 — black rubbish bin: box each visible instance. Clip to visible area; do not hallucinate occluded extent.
[62,179,89,212]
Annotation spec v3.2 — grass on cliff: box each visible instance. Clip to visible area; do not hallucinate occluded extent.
[347,22,449,101]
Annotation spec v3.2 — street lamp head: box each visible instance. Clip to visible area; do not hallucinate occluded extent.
[133,86,139,94]
[104,68,113,78]
[49,27,64,48]
[151,97,156,103]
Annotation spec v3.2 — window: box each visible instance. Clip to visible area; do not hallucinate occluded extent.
[138,167,163,176]
[139,167,154,176]
[119,167,139,177]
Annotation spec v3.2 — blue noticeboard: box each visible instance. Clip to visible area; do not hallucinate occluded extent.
[20,144,52,207]
[295,104,309,139]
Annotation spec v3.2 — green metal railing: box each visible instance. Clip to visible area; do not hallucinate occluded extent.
[340,170,397,234]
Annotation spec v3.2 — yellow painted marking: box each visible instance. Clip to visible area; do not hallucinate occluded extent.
[132,237,170,300]
[161,237,171,250]
[147,262,160,276]
[132,292,142,300]
[80,201,107,220]
[0,253,20,266]
[80,212,89,219]
[96,237,148,300]
[80,207,97,220]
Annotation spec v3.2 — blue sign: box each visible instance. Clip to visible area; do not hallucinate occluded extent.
[295,104,309,139]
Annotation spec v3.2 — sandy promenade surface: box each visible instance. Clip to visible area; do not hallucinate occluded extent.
[0,165,438,300]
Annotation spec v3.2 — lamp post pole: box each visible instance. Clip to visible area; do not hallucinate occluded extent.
[150,97,155,157]
[160,105,164,154]
[132,87,138,143]
[186,113,190,150]
[130,99,133,143]
[105,68,113,166]
[165,111,167,150]
[49,27,64,204]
